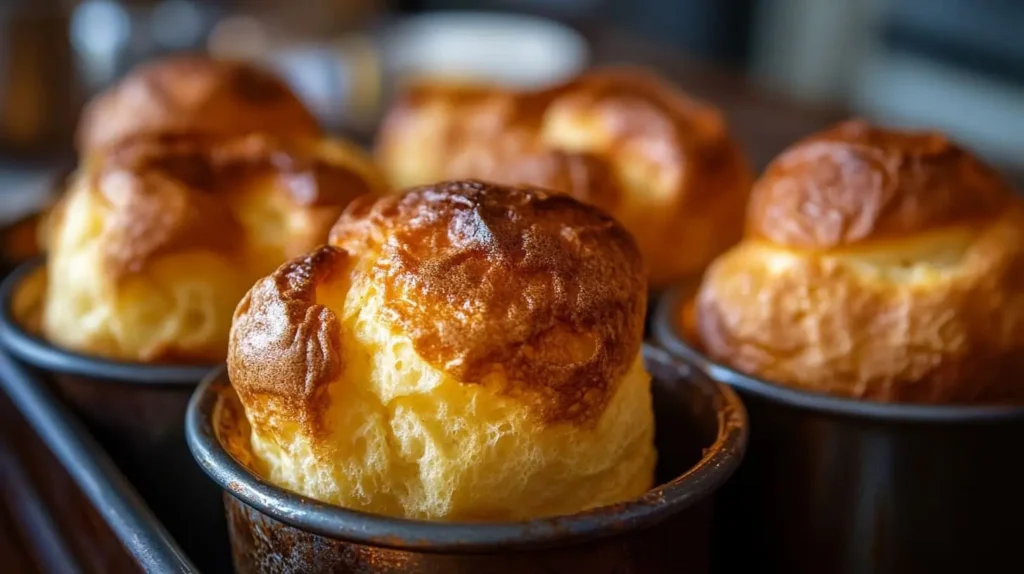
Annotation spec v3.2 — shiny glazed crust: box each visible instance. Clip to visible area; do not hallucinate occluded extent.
[332,180,647,422]
[375,68,753,288]
[77,55,321,154]
[229,245,348,432]
[695,120,1024,403]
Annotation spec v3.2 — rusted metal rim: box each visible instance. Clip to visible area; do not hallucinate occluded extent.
[0,258,215,385]
[185,344,748,552]
[654,286,1024,424]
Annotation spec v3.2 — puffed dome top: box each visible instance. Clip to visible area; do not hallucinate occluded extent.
[228,180,656,520]
[744,119,1014,248]
[42,133,385,363]
[375,68,754,288]
[694,120,1024,404]
[77,55,321,154]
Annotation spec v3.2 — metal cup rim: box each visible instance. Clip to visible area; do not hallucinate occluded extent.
[654,285,1024,423]
[185,344,749,552]
[0,258,216,385]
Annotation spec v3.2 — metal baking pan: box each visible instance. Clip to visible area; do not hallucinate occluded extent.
[0,257,233,572]
[654,285,1024,574]
[0,349,199,573]
[187,344,748,574]
[2,330,749,574]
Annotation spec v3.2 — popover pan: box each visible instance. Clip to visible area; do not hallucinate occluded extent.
[654,286,1024,574]
[0,258,232,572]
[186,344,748,574]
[0,347,198,572]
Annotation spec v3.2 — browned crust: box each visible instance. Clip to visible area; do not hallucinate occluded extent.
[103,134,377,208]
[694,121,1024,404]
[228,245,349,435]
[375,67,753,287]
[330,180,648,423]
[745,119,1015,249]
[52,134,380,279]
[77,55,321,153]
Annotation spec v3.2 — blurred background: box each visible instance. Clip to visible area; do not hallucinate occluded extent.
[2,0,1023,222]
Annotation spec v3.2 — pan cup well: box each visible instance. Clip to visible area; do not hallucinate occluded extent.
[654,286,1024,574]
[0,258,232,571]
[185,344,748,574]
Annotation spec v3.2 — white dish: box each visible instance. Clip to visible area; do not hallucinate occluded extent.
[380,11,589,88]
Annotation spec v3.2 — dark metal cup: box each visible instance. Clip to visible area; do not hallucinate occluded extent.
[654,287,1024,574]
[186,344,748,574]
[0,211,44,277]
[0,259,232,572]
[645,288,667,336]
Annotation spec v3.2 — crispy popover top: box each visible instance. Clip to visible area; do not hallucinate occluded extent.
[77,55,321,153]
[226,180,655,520]
[694,120,1024,404]
[376,68,753,287]
[232,180,648,426]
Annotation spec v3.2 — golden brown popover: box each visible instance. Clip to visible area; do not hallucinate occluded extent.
[227,180,656,520]
[76,55,321,156]
[694,120,1024,404]
[41,56,385,363]
[375,68,754,288]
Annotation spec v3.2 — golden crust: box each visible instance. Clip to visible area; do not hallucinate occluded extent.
[41,54,385,363]
[694,121,1024,404]
[228,245,348,434]
[745,119,1013,249]
[230,180,647,426]
[77,55,321,154]
[226,181,655,519]
[51,134,382,280]
[375,68,753,288]
[42,132,384,363]
[330,180,648,423]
